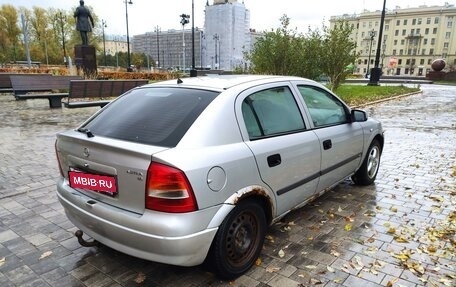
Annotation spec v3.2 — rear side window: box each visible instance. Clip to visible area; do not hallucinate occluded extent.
[83,87,219,147]
[242,86,305,139]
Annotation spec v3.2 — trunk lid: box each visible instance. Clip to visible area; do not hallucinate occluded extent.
[56,129,169,214]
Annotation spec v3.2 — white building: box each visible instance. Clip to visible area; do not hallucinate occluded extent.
[203,0,251,70]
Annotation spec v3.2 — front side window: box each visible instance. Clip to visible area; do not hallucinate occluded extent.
[242,87,305,139]
[297,86,348,128]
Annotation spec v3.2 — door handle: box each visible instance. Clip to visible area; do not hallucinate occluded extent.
[323,139,332,150]
[267,154,281,167]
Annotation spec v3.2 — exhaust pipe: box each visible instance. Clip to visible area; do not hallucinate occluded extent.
[75,230,99,247]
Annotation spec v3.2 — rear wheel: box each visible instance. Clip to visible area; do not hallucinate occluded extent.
[206,199,266,280]
[352,139,382,185]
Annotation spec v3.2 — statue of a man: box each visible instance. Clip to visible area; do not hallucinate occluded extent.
[74,0,94,45]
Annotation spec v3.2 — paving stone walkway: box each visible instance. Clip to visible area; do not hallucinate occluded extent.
[0,84,454,287]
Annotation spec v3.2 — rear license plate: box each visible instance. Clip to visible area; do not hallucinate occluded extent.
[68,170,117,196]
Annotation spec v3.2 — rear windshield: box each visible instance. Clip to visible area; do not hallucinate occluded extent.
[82,87,219,147]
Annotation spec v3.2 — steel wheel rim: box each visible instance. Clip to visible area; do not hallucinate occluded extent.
[225,210,259,267]
[367,146,380,178]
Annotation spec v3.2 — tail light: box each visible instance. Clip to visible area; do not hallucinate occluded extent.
[145,162,198,213]
[55,140,64,177]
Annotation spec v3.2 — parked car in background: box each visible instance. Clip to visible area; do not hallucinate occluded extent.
[55,75,384,279]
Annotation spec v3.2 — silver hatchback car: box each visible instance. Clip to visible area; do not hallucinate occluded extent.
[55,75,383,279]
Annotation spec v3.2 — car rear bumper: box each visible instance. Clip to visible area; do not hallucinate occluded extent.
[56,179,219,266]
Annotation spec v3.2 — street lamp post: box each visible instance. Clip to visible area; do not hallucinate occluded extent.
[155,26,160,68]
[190,0,197,77]
[366,29,375,78]
[180,14,190,72]
[102,19,107,66]
[125,0,133,72]
[369,0,387,85]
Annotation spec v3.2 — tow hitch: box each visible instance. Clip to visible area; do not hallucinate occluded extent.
[75,230,99,247]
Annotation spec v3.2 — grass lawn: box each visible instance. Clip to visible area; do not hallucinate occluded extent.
[334,85,421,106]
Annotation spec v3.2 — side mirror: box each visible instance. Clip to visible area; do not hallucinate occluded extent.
[351,109,368,122]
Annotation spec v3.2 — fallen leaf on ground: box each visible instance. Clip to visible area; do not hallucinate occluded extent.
[393,250,411,262]
[134,272,146,284]
[330,250,340,257]
[39,251,52,260]
[305,265,317,269]
[394,235,409,243]
[310,278,322,285]
[327,266,335,273]
[386,278,399,287]
[366,236,375,243]
[353,256,364,270]
[439,277,453,286]
[266,266,280,273]
[364,210,376,217]
[265,235,275,243]
[0,257,5,267]
[344,223,352,231]
[364,246,378,255]
[342,264,351,273]
[255,258,262,266]
[278,249,285,258]
[344,216,354,222]
[387,227,396,234]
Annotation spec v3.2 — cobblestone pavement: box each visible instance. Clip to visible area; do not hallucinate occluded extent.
[0,84,454,287]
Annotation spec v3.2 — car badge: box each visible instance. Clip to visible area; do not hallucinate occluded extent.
[83,147,90,157]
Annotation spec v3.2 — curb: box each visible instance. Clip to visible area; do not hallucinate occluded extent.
[352,91,423,109]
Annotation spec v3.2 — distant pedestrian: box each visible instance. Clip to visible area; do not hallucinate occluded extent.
[74,0,94,45]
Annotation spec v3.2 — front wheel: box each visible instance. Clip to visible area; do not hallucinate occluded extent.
[206,199,267,280]
[352,139,382,185]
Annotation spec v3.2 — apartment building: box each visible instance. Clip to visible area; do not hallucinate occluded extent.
[132,29,204,70]
[331,3,456,76]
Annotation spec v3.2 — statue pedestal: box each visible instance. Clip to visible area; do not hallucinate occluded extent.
[74,45,97,77]
[426,71,445,81]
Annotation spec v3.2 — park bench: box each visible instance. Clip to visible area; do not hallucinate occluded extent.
[0,73,50,94]
[10,74,83,108]
[63,79,149,109]
[0,73,14,93]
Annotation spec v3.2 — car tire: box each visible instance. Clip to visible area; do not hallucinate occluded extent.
[352,139,382,186]
[206,199,266,280]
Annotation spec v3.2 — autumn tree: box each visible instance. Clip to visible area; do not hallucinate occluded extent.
[246,16,357,90]
[0,4,101,66]
[247,15,303,76]
[320,21,358,90]
[0,4,21,63]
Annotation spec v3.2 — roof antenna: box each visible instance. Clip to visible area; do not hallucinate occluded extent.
[177,78,183,84]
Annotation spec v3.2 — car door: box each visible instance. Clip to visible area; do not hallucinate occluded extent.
[296,85,364,192]
[236,83,321,217]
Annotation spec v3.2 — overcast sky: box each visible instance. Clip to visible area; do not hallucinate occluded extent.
[1,0,452,35]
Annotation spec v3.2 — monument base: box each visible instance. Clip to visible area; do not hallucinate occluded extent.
[426,71,445,81]
[74,45,97,77]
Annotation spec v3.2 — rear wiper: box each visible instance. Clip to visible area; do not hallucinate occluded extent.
[77,127,94,138]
